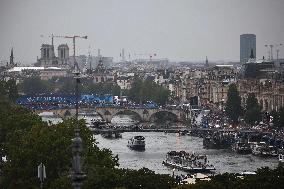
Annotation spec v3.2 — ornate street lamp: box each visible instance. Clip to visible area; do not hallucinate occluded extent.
[71,72,86,189]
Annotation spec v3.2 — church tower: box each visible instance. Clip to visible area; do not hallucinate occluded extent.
[205,56,209,67]
[9,48,15,67]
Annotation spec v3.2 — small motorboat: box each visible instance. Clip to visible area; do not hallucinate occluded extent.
[127,136,145,151]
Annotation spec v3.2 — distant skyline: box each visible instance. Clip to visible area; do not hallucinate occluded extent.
[0,0,284,64]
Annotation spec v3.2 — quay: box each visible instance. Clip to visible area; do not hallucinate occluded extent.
[91,127,276,135]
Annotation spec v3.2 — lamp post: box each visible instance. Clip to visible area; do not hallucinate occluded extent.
[71,72,86,189]
[37,163,46,189]
[172,168,175,178]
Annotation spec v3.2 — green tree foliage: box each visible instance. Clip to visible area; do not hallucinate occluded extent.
[0,79,19,102]
[279,107,284,128]
[18,76,121,96]
[1,114,120,188]
[174,166,284,189]
[127,77,170,105]
[80,79,121,96]
[225,83,242,124]
[0,101,45,188]
[55,77,75,94]
[244,93,262,125]
[271,109,280,127]
[0,80,6,96]
[18,76,52,95]
[114,168,175,189]
[271,107,284,128]
[0,95,175,188]
[127,77,143,102]
[5,79,19,102]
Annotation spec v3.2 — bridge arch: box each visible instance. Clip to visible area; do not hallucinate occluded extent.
[95,107,184,123]
[149,110,179,123]
[111,109,143,123]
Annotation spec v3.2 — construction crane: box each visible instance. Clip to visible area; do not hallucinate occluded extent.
[265,43,283,60]
[64,35,88,67]
[40,34,65,46]
[275,43,283,60]
[264,44,273,60]
[43,34,88,70]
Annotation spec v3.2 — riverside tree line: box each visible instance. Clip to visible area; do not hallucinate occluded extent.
[18,76,170,106]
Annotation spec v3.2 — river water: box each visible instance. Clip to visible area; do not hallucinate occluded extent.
[40,113,279,175]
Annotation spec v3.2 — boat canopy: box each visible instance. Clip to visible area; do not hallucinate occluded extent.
[133,136,145,140]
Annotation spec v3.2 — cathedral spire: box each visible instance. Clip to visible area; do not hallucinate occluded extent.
[205,56,209,67]
[10,48,14,66]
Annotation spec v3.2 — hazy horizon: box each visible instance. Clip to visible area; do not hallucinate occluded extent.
[1,0,284,64]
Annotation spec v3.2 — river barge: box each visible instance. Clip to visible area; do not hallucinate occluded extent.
[162,151,215,173]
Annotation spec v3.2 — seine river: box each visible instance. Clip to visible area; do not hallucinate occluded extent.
[41,113,279,175]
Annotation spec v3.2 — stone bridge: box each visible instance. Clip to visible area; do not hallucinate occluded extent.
[95,107,184,122]
[35,107,190,123]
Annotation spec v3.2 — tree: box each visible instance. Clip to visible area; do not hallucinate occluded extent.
[1,116,120,188]
[115,168,176,189]
[273,107,284,128]
[0,80,7,97]
[128,77,143,103]
[0,99,176,188]
[57,77,75,94]
[0,79,19,102]
[5,79,19,102]
[225,83,242,124]
[279,107,284,128]
[127,77,170,105]
[271,109,280,127]
[18,76,52,95]
[244,93,262,125]
[174,165,284,189]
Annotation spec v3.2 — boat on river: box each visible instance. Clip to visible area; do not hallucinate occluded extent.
[203,132,234,149]
[252,142,278,157]
[127,136,145,150]
[90,119,107,129]
[232,141,252,154]
[278,149,284,165]
[162,151,215,173]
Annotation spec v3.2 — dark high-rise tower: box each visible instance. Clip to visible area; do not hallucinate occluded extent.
[205,56,209,67]
[240,34,256,64]
[10,48,14,66]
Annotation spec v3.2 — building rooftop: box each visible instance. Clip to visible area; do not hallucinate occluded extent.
[8,66,62,72]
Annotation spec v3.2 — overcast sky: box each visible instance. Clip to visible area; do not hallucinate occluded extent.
[0,0,284,64]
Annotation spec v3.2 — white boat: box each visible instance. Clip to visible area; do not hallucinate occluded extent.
[127,136,145,150]
[279,149,284,164]
[162,151,215,173]
[180,173,211,185]
[252,142,278,157]
[232,141,252,154]
[38,111,56,117]
[90,119,107,129]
